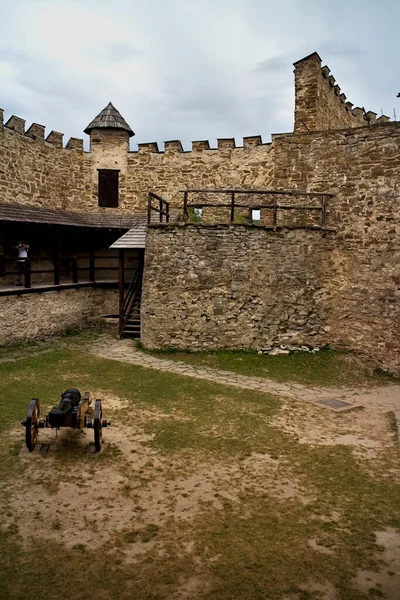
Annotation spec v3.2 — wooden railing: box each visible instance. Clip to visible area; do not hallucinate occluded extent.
[147,192,170,224]
[181,189,334,228]
[119,261,143,336]
[0,254,132,289]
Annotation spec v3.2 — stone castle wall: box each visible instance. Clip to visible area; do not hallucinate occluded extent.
[142,225,335,351]
[0,109,274,214]
[0,113,92,211]
[0,287,118,345]
[126,138,274,210]
[0,51,386,214]
[273,121,400,372]
[1,53,399,373]
[141,121,400,374]
[293,53,388,133]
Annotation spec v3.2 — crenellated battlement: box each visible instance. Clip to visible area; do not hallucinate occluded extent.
[46,130,64,147]
[131,135,266,155]
[0,110,84,151]
[293,52,390,132]
[25,123,45,140]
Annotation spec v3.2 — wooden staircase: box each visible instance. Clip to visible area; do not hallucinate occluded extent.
[119,261,143,339]
[121,293,141,338]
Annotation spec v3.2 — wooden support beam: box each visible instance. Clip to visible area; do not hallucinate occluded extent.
[273,198,278,230]
[118,250,125,334]
[183,191,189,221]
[24,259,31,289]
[321,196,327,226]
[89,248,95,282]
[230,192,235,223]
[72,257,78,284]
[53,238,60,286]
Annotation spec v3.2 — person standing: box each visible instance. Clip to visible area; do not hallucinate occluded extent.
[14,241,29,286]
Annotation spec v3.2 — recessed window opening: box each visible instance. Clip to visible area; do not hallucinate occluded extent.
[98,169,119,207]
[252,209,261,221]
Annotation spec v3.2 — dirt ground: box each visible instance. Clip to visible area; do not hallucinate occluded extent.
[3,382,399,600]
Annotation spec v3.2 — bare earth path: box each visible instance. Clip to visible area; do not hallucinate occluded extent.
[85,336,400,415]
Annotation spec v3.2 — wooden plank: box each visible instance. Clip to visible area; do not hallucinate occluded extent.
[230,191,235,222]
[53,238,60,286]
[147,193,152,224]
[72,257,78,284]
[180,188,335,197]
[183,191,189,221]
[24,259,31,288]
[149,206,169,215]
[186,203,322,210]
[273,198,277,229]
[89,248,95,282]
[149,191,168,203]
[321,195,327,226]
[118,250,124,335]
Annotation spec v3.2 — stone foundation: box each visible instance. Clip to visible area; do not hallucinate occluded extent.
[0,287,118,345]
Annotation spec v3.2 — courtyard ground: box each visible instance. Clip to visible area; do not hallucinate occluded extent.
[0,333,399,600]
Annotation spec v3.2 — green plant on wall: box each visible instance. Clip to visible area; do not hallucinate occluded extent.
[187,207,203,222]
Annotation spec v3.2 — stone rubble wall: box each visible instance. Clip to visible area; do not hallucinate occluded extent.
[0,121,94,211]
[0,287,118,345]
[0,111,274,214]
[273,121,400,373]
[126,141,275,212]
[293,53,384,133]
[141,225,335,351]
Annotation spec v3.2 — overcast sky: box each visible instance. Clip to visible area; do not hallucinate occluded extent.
[0,0,399,150]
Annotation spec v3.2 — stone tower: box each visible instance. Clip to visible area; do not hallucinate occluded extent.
[84,102,134,208]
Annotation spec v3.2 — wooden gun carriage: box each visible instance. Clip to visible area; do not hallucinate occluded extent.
[21,388,110,453]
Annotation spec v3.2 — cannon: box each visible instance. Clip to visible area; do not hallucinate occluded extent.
[21,388,110,453]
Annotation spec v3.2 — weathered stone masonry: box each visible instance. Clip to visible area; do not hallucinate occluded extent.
[142,225,335,351]
[0,287,118,345]
[1,51,399,374]
[273,122,400,373]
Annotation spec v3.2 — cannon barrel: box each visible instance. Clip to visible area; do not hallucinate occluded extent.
[48,388,81,428]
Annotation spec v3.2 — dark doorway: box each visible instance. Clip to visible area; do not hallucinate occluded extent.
[98,169,119,208]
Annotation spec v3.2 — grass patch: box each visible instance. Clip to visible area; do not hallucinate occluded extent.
[144,347,396,387]
[0,339,399,599]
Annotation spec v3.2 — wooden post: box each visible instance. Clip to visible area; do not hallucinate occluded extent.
[230,192,235,223]
[147,193,152,224]
[24,258,31,289]
[89,248,95,282]
[72,257,78,284]
[321,195,327,227]
[53,239,60,286]
[273,197,278,230]
[183,191,189,221]
[166,201,170,223]
[118,250,125,334]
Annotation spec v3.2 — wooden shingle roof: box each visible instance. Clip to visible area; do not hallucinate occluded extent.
[84,102,134,137]
[110,226,147,249]
[0,203,145,229]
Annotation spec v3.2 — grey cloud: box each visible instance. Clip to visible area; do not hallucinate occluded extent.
[253,56,289,73]
[94,42,139,63]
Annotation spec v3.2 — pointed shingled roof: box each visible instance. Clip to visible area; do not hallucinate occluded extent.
[84,102,134,137]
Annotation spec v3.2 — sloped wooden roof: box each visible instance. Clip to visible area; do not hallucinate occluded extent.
[0,203,145,229]
[84,102,134,137]
[110,225,146,249]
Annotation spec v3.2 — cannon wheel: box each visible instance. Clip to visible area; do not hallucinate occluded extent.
[93,399,102,453]
[26,398,40,452]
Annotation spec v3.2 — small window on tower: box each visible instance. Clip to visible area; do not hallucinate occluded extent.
[98,169,119,207]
